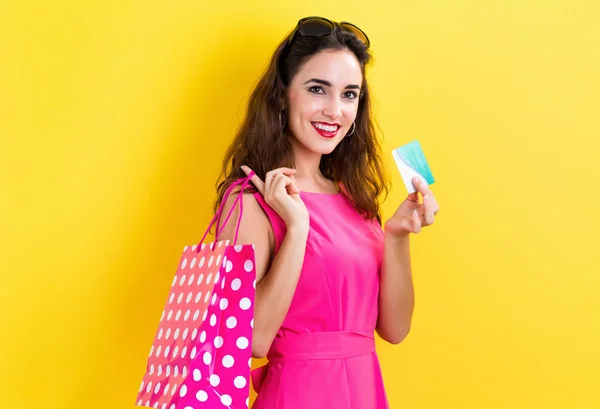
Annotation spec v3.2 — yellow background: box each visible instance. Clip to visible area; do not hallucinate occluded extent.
[1,0,599,408]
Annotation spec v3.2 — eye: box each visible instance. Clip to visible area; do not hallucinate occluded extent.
[308,86,325,94]
[344,91,358,99]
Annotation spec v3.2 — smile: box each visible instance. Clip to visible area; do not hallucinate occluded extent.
[311,122,341,138]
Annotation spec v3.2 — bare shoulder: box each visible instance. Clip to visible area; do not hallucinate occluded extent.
[216,186,274,284]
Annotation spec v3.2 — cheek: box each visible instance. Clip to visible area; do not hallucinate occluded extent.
[343,103,359,120]
[291,93,322,118]
[297,102,324,120]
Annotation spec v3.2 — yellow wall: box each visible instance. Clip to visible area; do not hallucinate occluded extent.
[1,0,599,408]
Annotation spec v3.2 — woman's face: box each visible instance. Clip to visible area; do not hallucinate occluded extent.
[286,48,363,155]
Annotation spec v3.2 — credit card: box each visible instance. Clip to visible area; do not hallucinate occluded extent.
[392,140,435,194]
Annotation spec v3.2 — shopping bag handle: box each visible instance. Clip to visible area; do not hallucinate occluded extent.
[196,171,255,253]
[213,175,253,242]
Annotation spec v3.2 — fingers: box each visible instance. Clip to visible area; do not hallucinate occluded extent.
[279,173,301,195]
[241,165,265,194]
[432,197,440,214]
[406,192,420,203]
[272,173,300,196]
[412,176,440,214]
[423,196,435,225]
[412,176,431,197]
[411,209,422,233]
[265,167,295,191]
[241,166,298,197]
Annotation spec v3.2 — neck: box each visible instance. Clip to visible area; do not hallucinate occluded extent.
[291,138,338,193]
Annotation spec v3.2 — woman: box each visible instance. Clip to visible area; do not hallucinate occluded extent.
[214,16,439,409]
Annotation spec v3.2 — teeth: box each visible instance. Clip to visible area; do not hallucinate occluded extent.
[313,122,337,132]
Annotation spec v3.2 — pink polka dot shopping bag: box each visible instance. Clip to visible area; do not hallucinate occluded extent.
[136,173,257,409]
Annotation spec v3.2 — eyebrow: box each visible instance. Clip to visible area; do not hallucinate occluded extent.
[303,78,361,90]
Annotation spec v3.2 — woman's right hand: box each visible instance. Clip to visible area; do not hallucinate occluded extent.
[241,165,309,231]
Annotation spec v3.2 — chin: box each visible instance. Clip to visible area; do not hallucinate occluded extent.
[292,128,343,155]
[308,140,340,155]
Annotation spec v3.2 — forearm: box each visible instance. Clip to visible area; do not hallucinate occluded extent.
[376,232,415,344]
[251,226,309,357]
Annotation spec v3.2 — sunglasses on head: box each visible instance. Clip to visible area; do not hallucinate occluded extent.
[288,16,370,48]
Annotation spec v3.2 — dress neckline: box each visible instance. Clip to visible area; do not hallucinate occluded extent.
[299,182,343,196]
[299,190,342,196]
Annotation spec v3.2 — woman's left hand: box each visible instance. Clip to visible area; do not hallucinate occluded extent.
[384,176,440,237]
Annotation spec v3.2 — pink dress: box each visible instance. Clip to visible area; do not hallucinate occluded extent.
[249,188,390,409]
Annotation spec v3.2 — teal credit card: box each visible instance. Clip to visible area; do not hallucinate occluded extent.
[392,140,435,194]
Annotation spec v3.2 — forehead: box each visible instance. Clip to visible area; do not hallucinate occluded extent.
[293,49,363,86]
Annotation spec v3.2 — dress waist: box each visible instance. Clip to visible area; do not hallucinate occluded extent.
[251,331,376,393]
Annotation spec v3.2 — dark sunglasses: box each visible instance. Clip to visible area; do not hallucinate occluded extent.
[288,16,370,48]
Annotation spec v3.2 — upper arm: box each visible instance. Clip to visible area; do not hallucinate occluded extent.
[215,187,274,285]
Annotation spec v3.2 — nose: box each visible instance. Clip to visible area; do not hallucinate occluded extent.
[322,95,343,121]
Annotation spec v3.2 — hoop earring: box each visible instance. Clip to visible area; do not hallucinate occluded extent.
[279,110,286,129]
[346,121,356,136]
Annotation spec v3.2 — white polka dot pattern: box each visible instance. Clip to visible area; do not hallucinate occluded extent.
[135,239,256,409]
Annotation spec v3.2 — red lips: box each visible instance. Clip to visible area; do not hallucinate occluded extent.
[311,122,341,138]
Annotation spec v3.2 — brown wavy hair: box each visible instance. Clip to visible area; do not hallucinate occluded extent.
[213,22,390,226]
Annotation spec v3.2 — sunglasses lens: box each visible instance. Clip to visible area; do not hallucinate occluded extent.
[299,18,334,36]
[340,23,370,46]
